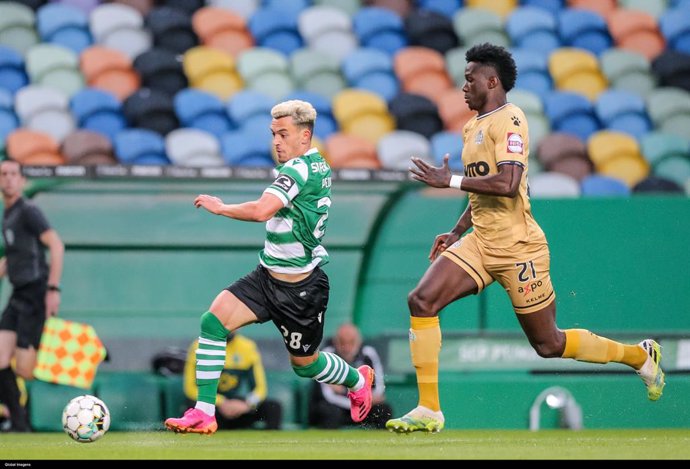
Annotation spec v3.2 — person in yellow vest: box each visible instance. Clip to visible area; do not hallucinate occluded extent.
[183,332,282,430]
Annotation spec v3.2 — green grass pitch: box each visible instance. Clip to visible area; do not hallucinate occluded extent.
[2,429,690,459]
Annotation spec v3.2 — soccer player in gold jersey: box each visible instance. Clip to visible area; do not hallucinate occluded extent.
[386,43,665,433]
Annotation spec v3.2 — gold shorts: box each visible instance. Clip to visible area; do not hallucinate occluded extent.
[441,231,556,314]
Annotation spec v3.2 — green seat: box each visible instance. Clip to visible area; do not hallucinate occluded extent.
[28,380,91,432]
[95,373,162,431]
[654,156,690,187]
[313,0,361,16]
[646,87,690,128]
[600,48,656,98]
[508,89,543,115]
[640,132,689,165]
[290,49,346,99]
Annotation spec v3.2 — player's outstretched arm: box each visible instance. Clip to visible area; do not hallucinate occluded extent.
[194,192,284,222]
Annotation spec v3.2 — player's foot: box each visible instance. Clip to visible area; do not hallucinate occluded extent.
[348,365,375,422]
[164,408,218,434]
[386,406,445,433]
[636,339,665,401]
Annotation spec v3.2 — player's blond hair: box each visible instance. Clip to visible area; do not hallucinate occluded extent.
[271,100,317,129]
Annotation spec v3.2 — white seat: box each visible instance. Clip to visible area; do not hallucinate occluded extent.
[528,172,581,198]
[26,110,76,143]
[89,4,143,42]
[377,130,432,170]
[298,6,351,42]
[14,85,69,121]
[209,0,259,20]
[165,128,221,165]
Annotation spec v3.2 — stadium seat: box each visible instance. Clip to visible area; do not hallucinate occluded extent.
[146,6,198,55]
[0,1,39,55]
[607,9,666,61]
[289,48,346,99]
[0,89,18,144]
[209,0,259,20]
[70,88,126,142]
[353,7,408,56]
[133,48,188,98]
[595,90,651,137]
[236,47,293,100]
[418,0,461,19]
[600,47,657,97]
[90,3,152,60]
[544,91,600,142]
[389,92,443,139]
[6,128,64,165]
[325,132,381,169]
[587,130,649,187]
[191,6,253,58]
[0,46,28,94]
[165,128,223,167]
[377,130,432,170]
[80,45,141,101]
[283,90,338,140]
[36,3,91,53]
[652,50,690,93]
[548,47,607,100]
[506,7,559,54]
[404,9,458,54]
[436,88,476,132]
[14,85,75,143]
[248,6,303,56]
[512,48,553,97]
[430,131,463,170]
[528,172,581,198]
[113,128,169,164]
[580,174,631,196]
[558,9,612,56]
[453,8,509,48]
[182,46,243,100]
[123,88,179,136]
[633,176,685,194]
[660,6,690,55]
[173,88,233,139]
[25,43,84,98]
[646,87,690,140]
[60,129,116,165]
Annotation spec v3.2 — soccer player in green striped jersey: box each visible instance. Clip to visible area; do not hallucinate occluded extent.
[165,100,374,434]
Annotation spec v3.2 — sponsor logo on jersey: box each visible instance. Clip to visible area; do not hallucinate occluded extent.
[465,161,490,177]
[507,133,523,154]
[475,130,484,144]
[273,174,296,192]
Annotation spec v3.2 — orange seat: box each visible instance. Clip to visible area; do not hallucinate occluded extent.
[567,0,616,19]
[80,46,140,100]
[394,47,447,83]
[437,88,476,131]
[325,132,381,169]
[607,10,665,60]
[403,72,453,104]
[6,129,63,165]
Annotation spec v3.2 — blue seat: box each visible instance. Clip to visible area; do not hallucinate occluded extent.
[580,174,631,197]
[227,90,275,124]
[353,7,408,55]
[37,3,92,53]
[521,0,564,17]
[0,46,28,94]
[595,90,651,137]
[263,0,309,14]
[342,48,393,83]
[558,9,612,55]
[418,0,462,19]
[512,48,552,97]
[249,7,303,56]
[0,89,18,143]
[70,88,126,142]
[660,7,690,54]
[354,73,399,103]
[544,91,600,142]
[506,7,558,52]
[283,90,338,140]
[114,128,169,165]
[173,88,232,139]
[431,131,463,171]
[221,129,273,166]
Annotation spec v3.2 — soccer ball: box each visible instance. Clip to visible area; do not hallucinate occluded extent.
[62,395,110,443]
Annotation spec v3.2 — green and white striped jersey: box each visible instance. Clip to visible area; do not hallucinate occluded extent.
[261,148,332,274]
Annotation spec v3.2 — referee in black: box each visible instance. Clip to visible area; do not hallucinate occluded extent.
[0,159,64,432]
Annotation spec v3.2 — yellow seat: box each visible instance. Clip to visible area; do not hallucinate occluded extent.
[465,0,517,18]
[343,113,396,145]
[549,48,600,86]
[183,46,235,86]
[587,130,639,168]
[332,89,389,126]
[558,71,608,101]
[598,154,650,187]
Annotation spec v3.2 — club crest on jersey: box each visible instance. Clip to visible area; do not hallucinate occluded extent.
[475,130,484,144]
[273,174,296,192]
[507,133,523,154]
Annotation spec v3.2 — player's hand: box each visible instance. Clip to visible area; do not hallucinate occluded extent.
[409,155,453,188]
[45,290,60,318]
[218,399,251,418]
[194,194,224,215]
[429,231,460,261]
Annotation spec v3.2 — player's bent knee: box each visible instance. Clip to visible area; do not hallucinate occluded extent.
[407,290,438,317]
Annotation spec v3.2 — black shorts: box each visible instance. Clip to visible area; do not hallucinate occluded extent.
[227,265,329,357]
[0,280,47,349]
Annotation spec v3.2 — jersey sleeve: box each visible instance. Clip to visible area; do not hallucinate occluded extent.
[493,110,528,168]
[264,157,310,206]
[24,203,51,236]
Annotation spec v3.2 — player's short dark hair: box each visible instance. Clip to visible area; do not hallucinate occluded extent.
[465,43,518,92]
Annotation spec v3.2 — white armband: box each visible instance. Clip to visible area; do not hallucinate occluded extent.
[449,175,464,189]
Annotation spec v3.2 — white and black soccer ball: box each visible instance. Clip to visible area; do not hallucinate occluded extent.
[62,395,110,443]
